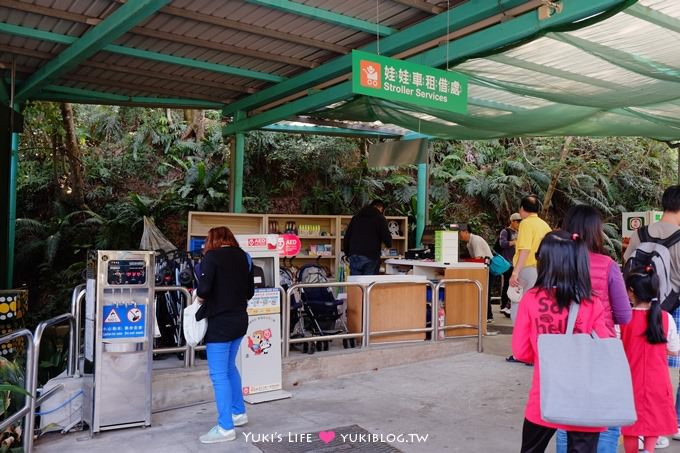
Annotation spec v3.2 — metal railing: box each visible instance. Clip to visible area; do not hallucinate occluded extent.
[283,282,367,358]
[153,286,192,367]
[363,280,436,346]
[0,329,34,453]
[28,313,76,453]
[69,284,86,376]
[433,278,484,352]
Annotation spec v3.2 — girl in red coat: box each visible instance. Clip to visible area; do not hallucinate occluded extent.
[621,266,680,453]
[512,230,610,452]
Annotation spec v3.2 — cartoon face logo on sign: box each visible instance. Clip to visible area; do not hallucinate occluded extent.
[360,60,381,89]
[247,329,272,355]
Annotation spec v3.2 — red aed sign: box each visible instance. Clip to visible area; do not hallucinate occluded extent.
[247,237,267,248]
[278,234,301,257]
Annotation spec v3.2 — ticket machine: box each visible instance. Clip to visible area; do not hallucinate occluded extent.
[83,250,154,432]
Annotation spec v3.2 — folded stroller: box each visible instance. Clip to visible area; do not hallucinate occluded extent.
[294,262,353,354]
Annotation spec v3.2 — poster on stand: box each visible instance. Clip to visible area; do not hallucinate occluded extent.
[237,288,290,403]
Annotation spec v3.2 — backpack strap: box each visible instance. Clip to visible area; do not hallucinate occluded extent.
[640,225,680,249]
[637,225,650,243]
[662,229,680,249]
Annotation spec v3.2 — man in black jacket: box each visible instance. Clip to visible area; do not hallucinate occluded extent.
[343,200,392,275]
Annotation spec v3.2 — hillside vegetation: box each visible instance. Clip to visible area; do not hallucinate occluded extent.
[14,102,677,323]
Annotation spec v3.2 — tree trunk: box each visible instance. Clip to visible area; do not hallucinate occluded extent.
[182,109,205,141]
[542,136,573,218]
[59,102,85,205]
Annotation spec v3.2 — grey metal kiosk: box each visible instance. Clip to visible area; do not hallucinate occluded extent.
[83,250,154,433]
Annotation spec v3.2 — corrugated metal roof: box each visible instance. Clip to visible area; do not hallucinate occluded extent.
[6,0,680,140]
[0,0,434,108]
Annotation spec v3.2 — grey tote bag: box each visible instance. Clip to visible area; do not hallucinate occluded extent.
[537,302,637,427]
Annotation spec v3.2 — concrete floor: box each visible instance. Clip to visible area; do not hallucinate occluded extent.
[34,306,680,452]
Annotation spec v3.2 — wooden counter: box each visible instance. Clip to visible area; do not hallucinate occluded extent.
[384,259,488,336]
[346,275,428,344]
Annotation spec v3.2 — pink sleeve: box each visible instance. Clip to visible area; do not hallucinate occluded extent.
[590,297,611,338]
[512,297,534,363]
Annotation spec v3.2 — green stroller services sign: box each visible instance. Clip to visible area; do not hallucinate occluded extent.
[351,50,468,114]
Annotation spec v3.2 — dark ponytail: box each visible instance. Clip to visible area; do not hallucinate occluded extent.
[624,266,666,344]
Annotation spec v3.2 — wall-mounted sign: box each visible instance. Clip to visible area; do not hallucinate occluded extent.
[351,50,468,114]
[278,234,301,257]
[102,304,146,339]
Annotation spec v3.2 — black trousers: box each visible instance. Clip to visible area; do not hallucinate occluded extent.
[520,419,599,453]
[500,266,514,308]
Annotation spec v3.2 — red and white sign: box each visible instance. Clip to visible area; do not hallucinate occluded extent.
[236,234,278,252]
[278,234,301,257]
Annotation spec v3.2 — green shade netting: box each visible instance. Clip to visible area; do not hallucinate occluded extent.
[314,0,680,141]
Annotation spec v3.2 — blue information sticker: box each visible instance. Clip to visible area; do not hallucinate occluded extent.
[102,304,145,339]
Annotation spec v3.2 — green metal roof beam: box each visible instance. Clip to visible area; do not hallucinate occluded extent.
[224,0,631,134]
[261,124,402,137]
[222,0,531,115]
[15,0,171,102]
[624,3,680,35]
[39,85,223,109]
[0,23,284,84]
[245,0,395,36]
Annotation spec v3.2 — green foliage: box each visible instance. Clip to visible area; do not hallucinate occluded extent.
[0,356,29,451]
[14,102,678,323]
[37,327,69,385]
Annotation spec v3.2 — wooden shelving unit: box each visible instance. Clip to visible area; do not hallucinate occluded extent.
[339,215,409,260]
[187,212,408,277]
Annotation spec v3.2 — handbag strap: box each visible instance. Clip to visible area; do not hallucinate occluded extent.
[566,301,601,338]
[566,302,579,335]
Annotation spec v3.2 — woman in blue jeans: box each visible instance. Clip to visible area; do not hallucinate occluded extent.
[196,226,255,444]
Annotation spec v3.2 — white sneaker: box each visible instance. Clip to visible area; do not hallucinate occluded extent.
[199,425,236,444]
[232,413,248,427]
[672,428,680,441]
[657,437,670,449]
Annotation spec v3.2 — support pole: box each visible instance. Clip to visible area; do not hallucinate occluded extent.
[229,110,246,213]
[0,106,12,289]
[7,131,19,288]
[416,163,428,247]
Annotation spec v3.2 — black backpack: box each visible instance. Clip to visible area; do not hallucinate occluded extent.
[623,226,680,313]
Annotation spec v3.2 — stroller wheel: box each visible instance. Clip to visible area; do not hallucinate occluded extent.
[343,339,349,349]
[349,339,356,348]
[302,342,309,353]
[316,341,323,351]
[323,341,330,351]
[308,342,316,354]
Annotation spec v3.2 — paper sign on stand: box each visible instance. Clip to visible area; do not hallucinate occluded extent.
[435,230,458,264]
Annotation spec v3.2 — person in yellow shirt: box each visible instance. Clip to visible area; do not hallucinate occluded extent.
[506,195,552,364]
[509,195,552,322]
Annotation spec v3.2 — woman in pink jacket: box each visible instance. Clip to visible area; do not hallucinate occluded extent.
[555,205,633,453]
[512,230,611,452]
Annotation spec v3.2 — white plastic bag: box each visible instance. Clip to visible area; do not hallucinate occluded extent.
[183,295,207,347]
